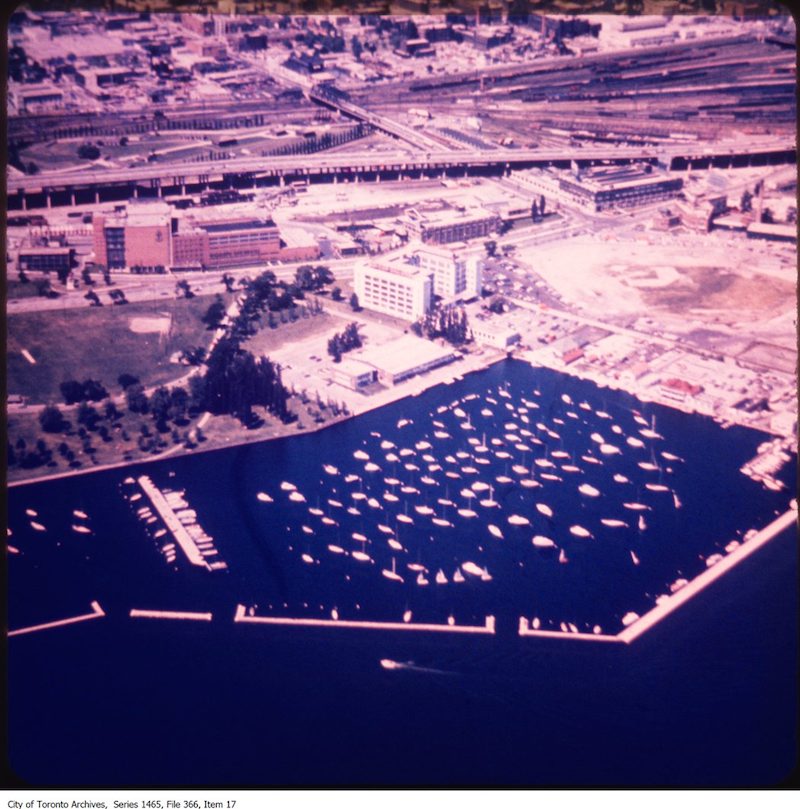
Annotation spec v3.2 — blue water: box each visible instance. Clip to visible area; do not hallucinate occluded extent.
[7,360,797,786]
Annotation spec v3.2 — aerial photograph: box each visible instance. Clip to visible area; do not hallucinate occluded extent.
[4,0,798,789]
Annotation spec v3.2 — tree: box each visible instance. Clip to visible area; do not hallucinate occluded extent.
[84,290,102,306]
[221,273,235,293]
[351,35,363,60]
[175,279,194,299]
[82,379,108,402]
[77,143,101,160]
[104,400,122,422]
[34,277,55,298]
[39,405,65,433]
[102,267,113,285]
[126,383,149,414]
[331,286,343,301]
[349,292,360,311]
[531,199,539,222]
[740,190,753,213]
[82,266,94,286]
[484,240,497,257]
[168,386,189,424]
[202,296,226,330]
[60,379,85,405]
[119,136,129,146]
[540,195,546,216]
[109,289,128,305]
[56,262,70,285]
[118,373,140,390]
[149,386,171,423]
[17,269,29,284]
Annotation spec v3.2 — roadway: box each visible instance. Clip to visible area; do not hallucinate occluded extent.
[8,138,796,195]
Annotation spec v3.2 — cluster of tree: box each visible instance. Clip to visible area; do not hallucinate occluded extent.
[195,335,291,427]
[108,289,128,305]
[60,378,108,405]
[8,437,53,470]
[294,264,334,292]
[412,305,471,346]
[531,195,547,222]
[263,124,367,158]
[327,322,362,363]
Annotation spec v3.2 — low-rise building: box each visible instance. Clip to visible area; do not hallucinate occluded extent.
[18,247,75,275]
[330,358,378,391]
[355,334,457,385]
[404,205,500,245]
[470,319,520,349]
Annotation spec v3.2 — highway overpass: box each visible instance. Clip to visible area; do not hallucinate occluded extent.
[7,141,796,210]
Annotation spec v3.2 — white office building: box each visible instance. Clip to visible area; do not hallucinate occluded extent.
[354,258,432,322]
[414,244,483,302]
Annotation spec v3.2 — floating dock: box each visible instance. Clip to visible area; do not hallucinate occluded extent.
[136,476,227,571]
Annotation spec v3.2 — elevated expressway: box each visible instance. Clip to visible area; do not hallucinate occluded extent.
[7,139,796,210]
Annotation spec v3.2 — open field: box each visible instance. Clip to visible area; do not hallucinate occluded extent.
[6,293,219,403]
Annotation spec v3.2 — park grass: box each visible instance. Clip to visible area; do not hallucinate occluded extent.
[6,280,42,300]
[6,293,219,403]
[244,307,335,356]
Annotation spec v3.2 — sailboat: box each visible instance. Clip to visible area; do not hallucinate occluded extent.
[382,558,404,583]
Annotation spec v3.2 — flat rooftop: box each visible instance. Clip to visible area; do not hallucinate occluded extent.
[356,333,456,376]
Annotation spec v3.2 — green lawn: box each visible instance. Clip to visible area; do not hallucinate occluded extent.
[6,279,42,300]
[7,294,219,403]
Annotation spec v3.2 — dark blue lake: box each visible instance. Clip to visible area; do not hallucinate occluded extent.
[7,360,797,786]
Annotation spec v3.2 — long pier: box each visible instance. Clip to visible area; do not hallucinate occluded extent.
[234,605,496,634]
[8,601,105,637]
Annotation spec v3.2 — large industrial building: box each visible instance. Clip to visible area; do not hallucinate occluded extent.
[558,164,683,212]
[93,200,318,271]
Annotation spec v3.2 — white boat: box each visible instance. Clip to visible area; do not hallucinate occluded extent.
[520,478,540,488]
[256,492,274,503]
[582,455,602,465]
[302,526,314,535]
[638,515,647,531]
[453,569,466,583]
[590,433,605,445]
[578,484,600,497]
[661,452,682,462]
[532,535,555,549]
[73,509,89,520]
[25,508,38,517]
[512,464,529,475]
[508,514,531,526]
[558,549,568,564]
[561,465,580,474]
[353,449,370,461]
[569,525,592,538]
[280,481,297,491]
[432,518,452,527]
[623,502,649,511]
[414,505,434,516]
[601,519,628,528]
[288,491,306,503]
[367,498,382,509]
[397,514,414,525]
[534,458,554,468]
[551,450,570,459]
[613,474,629,484]
[462,561,485,577]
[352,551,371,563]
[488,525,504,539]
[302,553,315,564]
[638,462,660,472]
[434,431,450,439]
[596,410,611,420]
[458,508,478,518]
[380,441,395,450]
[599,444,621,455]
[630,551,640,566]
[416,573,429,586]
[321,517,338,526]
[535,503,553,518]
[382,559,404,583]
[72,524,91,534]
[30,521,46,532]
[645,483,670,492]
[496,475,513,484]
[308,507,324,516]
[323,465,339,475]
[344,474,360,483]
[388,538,404,551]
[364,462,381,473]
[435,570,448,584]
[673,492,682,509]
[626,436,645,448]
[352,491,368,501]
[327,498,343,508]
[327,544,345,554]
[378,524,393,534]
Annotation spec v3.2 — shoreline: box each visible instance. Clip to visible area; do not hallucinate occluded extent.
[6,349,508,490]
